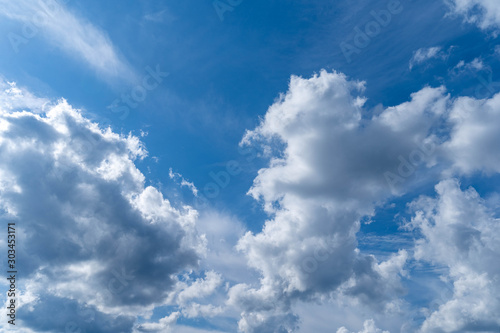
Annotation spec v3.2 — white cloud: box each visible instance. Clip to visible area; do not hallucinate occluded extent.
[143,9,176,24]
[169,168,199,196]
[3,64,500,333]
[450,57,486,75]
[408,179,500,332]
[409,47,445,70]
[177,271,223,305]
[0,79,53,113]
[231,70,451,332]
[0,0,136,82]
[294,299,411,333]
[135,268,228,331]
[337,319,390,333]
[232,68,500,332]
[442,92,500,175]
[171,271,225,319]
[171,326,229,333]
[196,210,256,284]
[446,0,500,31]
[136,312,180,332]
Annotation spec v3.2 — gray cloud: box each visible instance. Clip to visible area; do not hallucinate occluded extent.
[0,85,204,332]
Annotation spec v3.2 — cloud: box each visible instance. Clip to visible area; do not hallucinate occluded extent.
[177,271,223,305]
[169,168,199,196]
[233,68,500,332]
[443,92,500,175]
[195,210,254,284]
[409,47,446,70]
[231,70,451,332]
[170,326,229,333]
[136,312,180,332]
[0,0,136,83]
[445,0,500,31]
[337,319,390,333]
[174,271,225,318]
[452,57,485,73]
[0,79,205,332]
[408,179,500,332]
[143,9,176,24]
[294,299,411,333]
[3,65,500,332]
[0,79,53,113]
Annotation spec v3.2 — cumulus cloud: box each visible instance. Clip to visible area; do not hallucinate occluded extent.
[231,70,452,331]
[0,0,136,82]
[0,80,205,332]
[408,179,500,332]
[3,65,500,333]
[170,271,225,319]
[232,68,500,332]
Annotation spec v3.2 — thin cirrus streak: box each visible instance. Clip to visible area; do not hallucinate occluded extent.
[0,0,137,84]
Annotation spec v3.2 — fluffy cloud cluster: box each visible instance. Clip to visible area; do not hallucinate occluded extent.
[230,71,451,331]
[232,69,500,332]
[408,179,500,332]
[2,65,500,332]
[0,81,206,332]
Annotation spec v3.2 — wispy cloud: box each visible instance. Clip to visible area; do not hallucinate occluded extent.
[169,168,199,196]
[409,46,446,70]
[143,9,175,24]
[0,0,136,83]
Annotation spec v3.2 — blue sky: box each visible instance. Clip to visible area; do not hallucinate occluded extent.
[1,0,500,332]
